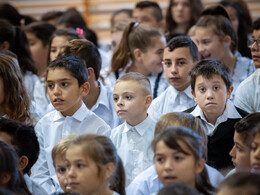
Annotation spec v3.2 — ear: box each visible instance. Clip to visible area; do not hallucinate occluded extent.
[195,158,205,174]
[80,82,90,97]
[145,95,153,108]
[133,48,143,62]
[104,162,115,180]
[0,41,10,50]
[87,67,96,81]
[18,155,29,172]
[226,86,233,99]
[191,89,197,102]
[223,35,231,47]
[0,173,11,186]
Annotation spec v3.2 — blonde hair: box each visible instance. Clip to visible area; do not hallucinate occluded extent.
[116,72,152,95]
[155,112,207,159]
[52,134,76,166]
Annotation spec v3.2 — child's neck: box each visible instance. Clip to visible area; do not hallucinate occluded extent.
[89,183,113,195]
[83,80,100,110]
[127,62,151,77]
[127,113,148,127]
[221,51,237,75]
[203,108,226,126]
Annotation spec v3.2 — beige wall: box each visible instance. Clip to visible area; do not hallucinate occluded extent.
[4,0,260,44]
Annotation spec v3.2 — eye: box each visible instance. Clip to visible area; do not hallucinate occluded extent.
[47,84,54,89]
[202,40,210,45]
[213,86,220,91]
[50,48,57,53]
[174,155,183,162]
[163,61,172,67]
[251,144,257,152]
[125,95,132,100]
[113,96,118,102]
[61,82,69,87]
[77,163,86,169]
[155,156,165,163]
[57,167,67,174]
[177,60,186,66]
[198,87,206,93]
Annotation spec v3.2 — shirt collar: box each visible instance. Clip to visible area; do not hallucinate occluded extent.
[123,115,153,136]
[53,102,91,122]
[93,81,110,110]
[170,85,193,101]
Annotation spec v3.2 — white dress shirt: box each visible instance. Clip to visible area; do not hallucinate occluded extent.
[110,115,156,186]
[24,174,48,195]
[234,69,260,113]
[24,70,40,101]
[190,100,242,136]
[31,103,111,194]
[148,86,196,121]
[126,164,224,195]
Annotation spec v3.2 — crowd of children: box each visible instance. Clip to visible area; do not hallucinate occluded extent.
[0,0,260,194]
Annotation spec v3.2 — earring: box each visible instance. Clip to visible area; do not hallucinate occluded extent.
[224,45,228,49]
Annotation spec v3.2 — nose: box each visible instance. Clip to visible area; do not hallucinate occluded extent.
[116,97,124,107]
[53,85,61,96]
[250,41,259,52]
[170,64,178,75]
[253,147,260,160]
[164,159,173,172]
[206,89,214,100]
[67,166,76,178]
[229,145,236,158]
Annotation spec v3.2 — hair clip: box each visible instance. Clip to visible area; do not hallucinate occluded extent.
[76,27,84,38]
[133,22,139,28]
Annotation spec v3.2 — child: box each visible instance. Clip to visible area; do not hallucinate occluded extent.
[188,59,248,171]
[0,140,32,195]
[110,8,132,29]
[0,19,38,100]
[24,21,56,77]
[234,17,260,113]
[105,22,168,99]
[52,134,76,193]
[127,112,222,195]
[133,1,164,31]
[194,14,255,101]
[165,0,203,37]
[148,36,197,121]
[58,39,122,128]
[229,113,260,174]
[0,52,33,125]
[31,56,111,194]
[153,126,215,195]
[157,183,199,195]
[65,134,126,195]
[33,28,82,115]
[250,122,260,173]
[217,172,260,195]
[0,118,48,195]
[110,72,155,185]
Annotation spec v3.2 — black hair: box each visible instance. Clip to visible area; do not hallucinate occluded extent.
[201,5,230,20]
[0,141,32,195]
[41,10,64,23]
[58,39,101,80]
[0,3,22,26]
[220,1,251,58]
[57,8,98,46]
[135,1,163,22]
[0,19,37,75]
[218,172,260,195]
[166,35,199,62]
[23,21,56,47]
[0,118,39,174]
[190,59,232,91]
[253,17,260,31]
[158,183,199,195]
[47,56,88,86]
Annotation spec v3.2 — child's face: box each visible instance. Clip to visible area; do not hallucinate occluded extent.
[0,77,4,113]
[47,68,88,116]
[229,132,251,170]
[155,140,203,188]
[250,29,260,68]
[133,7,160,28]
[250,132,260,172]
[50,36,69,62]
[163,47,195,91]
[55,157,70,192]
[65,145,103,194]
[194,27,227,61]
[139,36,166,76]
[171,0,191,25]
[26,32,49,75]
[192,75,232,123]
[113,80,151,126]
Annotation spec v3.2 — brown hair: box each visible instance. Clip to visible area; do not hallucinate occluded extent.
[195,15,237,54]
[110,22,163,73]
[52,134,77,166]
[0,52,32,124]
[165,0,203,35]
[68,134,126,195]
[116,72,152,96]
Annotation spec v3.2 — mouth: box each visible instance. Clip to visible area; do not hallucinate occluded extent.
[205,102,216,106]
[201,54,211,59]
[68,182,80,189]
[117,110,127,115]
[252,55,260,60]
[163,176,177,183]
[251,163,260,171]
[53,98,64,103]
[168,77,180,82]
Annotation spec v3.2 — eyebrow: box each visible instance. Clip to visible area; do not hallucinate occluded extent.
[47,78,71,83]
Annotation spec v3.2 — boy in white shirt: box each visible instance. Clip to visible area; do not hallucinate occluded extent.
[31,56,110,194]
[148,36,197,121]
[110,72,155,186]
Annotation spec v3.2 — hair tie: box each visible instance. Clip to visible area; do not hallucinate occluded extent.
[76,28,84,38]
